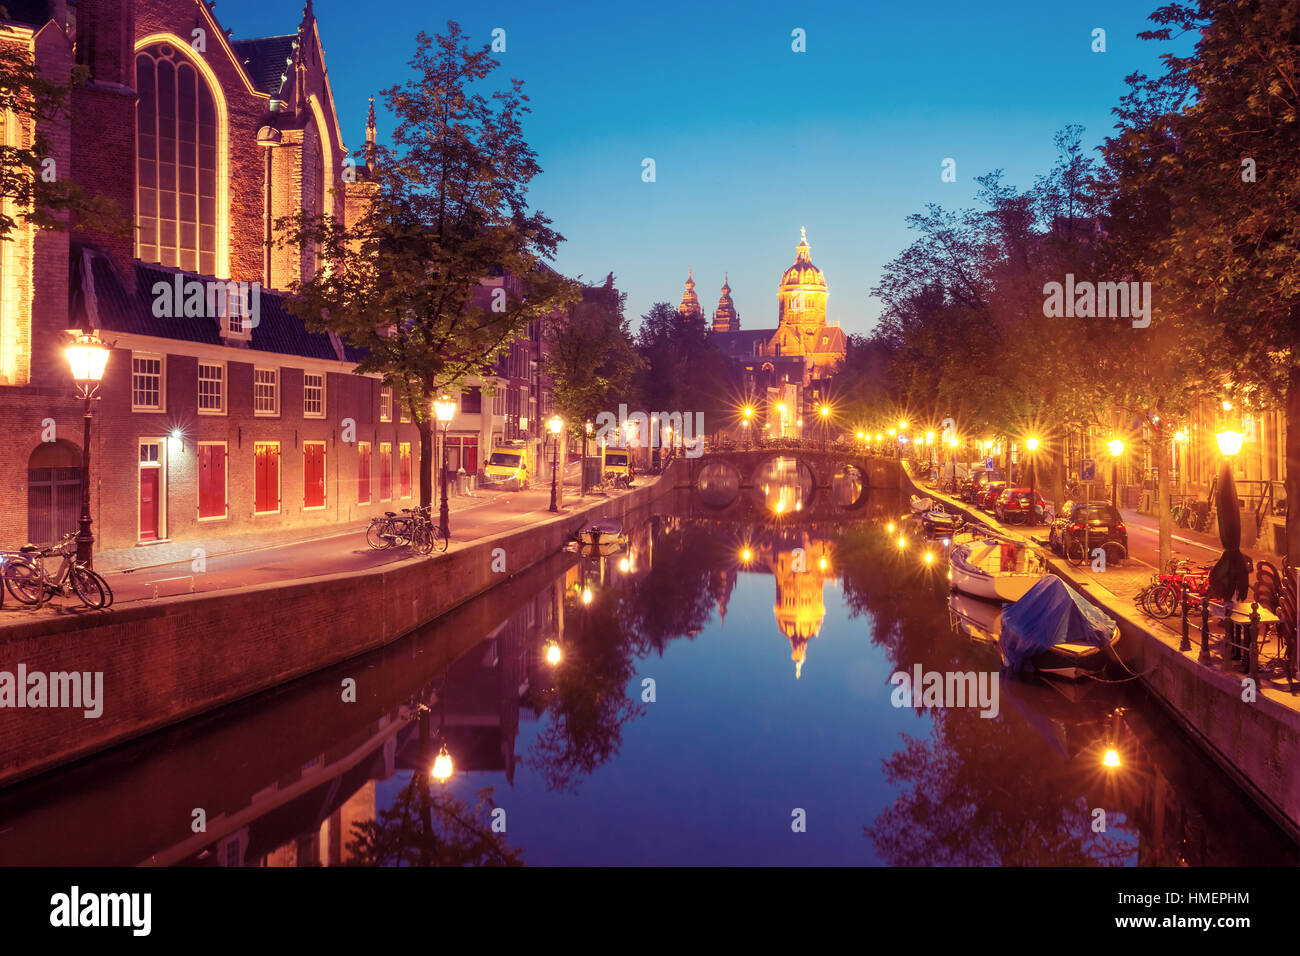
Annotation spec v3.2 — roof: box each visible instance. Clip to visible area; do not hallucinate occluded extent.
[71,248,363,364]
[230,35,298,97]
[714,329,775,357]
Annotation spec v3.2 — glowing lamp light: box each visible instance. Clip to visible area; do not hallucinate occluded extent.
[64,331,110,386]
[433,394,456,423]
[618,557,630,572]
[899,420,907,430]
[1216,430,1244,458]
[947,436,958,448]
[1221,399,1233,411]
[1107,439,1124,458]
[820,405,831,418]
[548,415,563,436]
[875,434,883,442]
[776,403,787,416]
[741,547,753,563]
[818,556,828,571]
[887,522,895,533]
[545,641,563,666]
[774,499,785,514]
[925,432,934,445]
[581,586,593,604]
[1175,429,1188,443]
[743,405,754,419]
[1026,437,1039,452]
[856,431,865,440]
[897,536,907,550]
[431,744,454,782]
[888,429,896,437]
[1103,748,1121,769]
[796,418,803,427]
[924,551,934,565]
[169,427,185,453]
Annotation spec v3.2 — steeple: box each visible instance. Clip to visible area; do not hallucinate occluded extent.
[677,269,704,327]
[713,272,740,333]
[365,94,377,171]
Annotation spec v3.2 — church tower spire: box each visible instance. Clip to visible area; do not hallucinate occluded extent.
[677,269,704,328]
[713,272,740,333]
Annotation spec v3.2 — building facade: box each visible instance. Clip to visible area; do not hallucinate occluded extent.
[0,0,554,556]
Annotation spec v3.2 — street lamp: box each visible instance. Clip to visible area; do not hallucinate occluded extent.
[1025,436,1040,503]
[433,395,456,539]
[1107,438,1124,509]
[64,330,111,567]
[547,414,563,512]
[582,420,593,497]
[431,742,454,783]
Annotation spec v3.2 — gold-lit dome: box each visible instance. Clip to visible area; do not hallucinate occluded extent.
[778,227,826,292]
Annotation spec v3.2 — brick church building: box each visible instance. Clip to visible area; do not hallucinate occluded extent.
[0,0,553,556]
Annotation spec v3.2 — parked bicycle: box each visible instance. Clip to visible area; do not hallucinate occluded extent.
[1137,557,1211,619]
[3,533,114,609]
[364,506,447,554]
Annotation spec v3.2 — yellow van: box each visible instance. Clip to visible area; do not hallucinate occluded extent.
[484,445,530,490]
[602,447,632,487]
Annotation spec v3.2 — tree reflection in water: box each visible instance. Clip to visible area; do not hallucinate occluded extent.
[345,779,523,866]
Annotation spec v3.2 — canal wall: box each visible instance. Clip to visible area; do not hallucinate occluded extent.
[905,473,1300,841]
[0,467,681,790]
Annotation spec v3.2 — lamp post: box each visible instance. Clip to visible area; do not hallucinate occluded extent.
[582,420,593,497]
[548,414,563,512]
[1107,439,1124,509]
[433,395,456,539]
[742,405,754,450]
[64,330,110,567]
[818,403,831,449]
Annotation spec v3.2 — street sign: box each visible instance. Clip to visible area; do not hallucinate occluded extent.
[1080,458,1096,482]
[984,457,994,470]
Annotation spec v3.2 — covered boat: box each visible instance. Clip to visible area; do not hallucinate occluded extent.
[910,494,934,514]
[949,538,1045,602]
[999,576,1120,680]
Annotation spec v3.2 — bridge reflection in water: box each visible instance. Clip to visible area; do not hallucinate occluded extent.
[0,505,1293,866]
[690,450,882,519]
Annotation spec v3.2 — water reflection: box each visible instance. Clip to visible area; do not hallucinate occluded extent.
[0,509,1294,866]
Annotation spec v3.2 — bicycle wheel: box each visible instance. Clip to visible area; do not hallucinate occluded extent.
[70,566,107,609]
[433,526,449,553]
[1147,584,1180,619]
[1064,536,1087,567]
[365,520,392,550]
[4,562,45,605]
[91,569,114,608]
[414,524,435,555]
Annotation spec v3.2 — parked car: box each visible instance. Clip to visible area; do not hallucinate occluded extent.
[965,469,1005,504]
[995,487,1046,524]
[978,481,1008,512]
[1048,500,1128,563]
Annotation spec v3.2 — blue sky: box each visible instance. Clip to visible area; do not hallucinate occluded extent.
[216,0,1177,336]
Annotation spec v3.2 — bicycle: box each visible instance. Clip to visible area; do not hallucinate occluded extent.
[1142,558,1211,619]
[3,533,113,609]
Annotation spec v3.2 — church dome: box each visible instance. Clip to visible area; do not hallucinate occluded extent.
[779,227,826,291]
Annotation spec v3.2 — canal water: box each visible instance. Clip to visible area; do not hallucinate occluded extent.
[0,502,1295,865]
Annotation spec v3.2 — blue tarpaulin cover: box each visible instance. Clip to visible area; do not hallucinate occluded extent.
[1000,576,1115,672]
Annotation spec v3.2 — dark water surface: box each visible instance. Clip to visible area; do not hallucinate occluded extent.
[0,506,1295,866]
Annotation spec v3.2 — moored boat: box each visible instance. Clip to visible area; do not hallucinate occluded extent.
[910,494,934,514]
[949,538,1046,602]
[999,576,1121,681]
[574,517,625,547]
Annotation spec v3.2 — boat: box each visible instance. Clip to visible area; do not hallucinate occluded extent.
[910,494,934,514]
[999,576,1121,680]
[574,517,625,547]
[921,509,964,536]
[948,538,1047,602]
[948,590,1003,648]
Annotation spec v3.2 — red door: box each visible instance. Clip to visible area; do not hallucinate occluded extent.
[198,444,226,518]
[357,443,371,503]
[304,443,325,508]
[139,467,159,540]
[255,443,280,513]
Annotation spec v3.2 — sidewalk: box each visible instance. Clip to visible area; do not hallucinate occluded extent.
[919,481,1299,702]
[5,465,617,614]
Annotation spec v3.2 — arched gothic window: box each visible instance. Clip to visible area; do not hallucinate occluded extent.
[136,44,219,275]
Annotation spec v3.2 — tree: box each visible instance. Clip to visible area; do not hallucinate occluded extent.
[283,23,577,507]
[543,272,642,437]
[1109,1,1300,563]
[632,302,729,456]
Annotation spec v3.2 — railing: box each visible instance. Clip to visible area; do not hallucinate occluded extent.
[1176,588,1296,694]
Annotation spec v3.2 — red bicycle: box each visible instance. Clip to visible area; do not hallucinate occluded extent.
[1143,558,1211,619]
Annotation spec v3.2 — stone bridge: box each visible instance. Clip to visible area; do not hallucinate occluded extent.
[668,448,907,521]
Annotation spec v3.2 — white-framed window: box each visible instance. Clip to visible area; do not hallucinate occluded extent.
[132,352,165,411]
[253,367,278,416]
[303,371,325,418]
[399,400,411,423]
[198,361,225,414]
[380,387,392,422]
